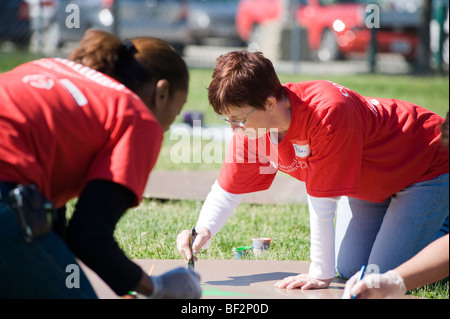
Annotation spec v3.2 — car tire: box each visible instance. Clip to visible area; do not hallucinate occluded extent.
[316,28,342,62]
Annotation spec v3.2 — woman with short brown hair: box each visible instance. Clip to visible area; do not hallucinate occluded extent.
[177,50,449,293]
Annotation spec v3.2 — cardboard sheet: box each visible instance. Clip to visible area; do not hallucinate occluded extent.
[81,259,420,299]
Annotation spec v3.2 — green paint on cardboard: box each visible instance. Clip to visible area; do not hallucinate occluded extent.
[201,284,260,297]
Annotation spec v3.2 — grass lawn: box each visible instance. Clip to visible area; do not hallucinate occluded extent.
[3,50,449,298]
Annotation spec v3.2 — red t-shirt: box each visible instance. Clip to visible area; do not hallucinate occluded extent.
[0,58,163,208]
[218,81,449,203]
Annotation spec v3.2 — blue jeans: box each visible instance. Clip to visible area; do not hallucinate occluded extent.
[0,200,97,298]
[335,173,449,279]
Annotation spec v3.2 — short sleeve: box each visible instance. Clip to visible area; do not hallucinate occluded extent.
[218,132,277,194]
[88,110,163,206]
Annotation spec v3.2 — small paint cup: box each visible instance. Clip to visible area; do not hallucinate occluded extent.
[232,246,253,259]
[252,237,271,256]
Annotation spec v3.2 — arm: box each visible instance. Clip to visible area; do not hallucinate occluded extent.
[343,234,449,299]
[275,195,338,289]
[177,180,242,261]
[308,195,339,280]
[197,180,243,241]
[396,233,449,291]
[66,180,202,298]
[66,179,150,296]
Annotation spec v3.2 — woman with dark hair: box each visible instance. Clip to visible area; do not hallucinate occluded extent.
[177,50,448,293]
[0,30,200,299]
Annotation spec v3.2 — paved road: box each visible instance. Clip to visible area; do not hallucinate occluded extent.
[144,170,308,204]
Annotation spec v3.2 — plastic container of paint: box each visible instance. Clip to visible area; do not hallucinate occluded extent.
[232,246,253,259]
[252,238,271,256]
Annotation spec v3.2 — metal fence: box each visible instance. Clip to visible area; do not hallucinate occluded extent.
[0,0,448,74]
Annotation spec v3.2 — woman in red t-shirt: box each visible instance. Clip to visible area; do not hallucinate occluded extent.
[177,51,449,292]
[0,30,200,298]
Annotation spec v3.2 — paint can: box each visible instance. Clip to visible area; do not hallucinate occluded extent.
[232,246,253,259]
[252,237,271,256]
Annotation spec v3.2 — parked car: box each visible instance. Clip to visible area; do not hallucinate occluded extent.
[236,0,421,61]
[188,0,243,45]
[0,0,31,47]
[36,0,191,53]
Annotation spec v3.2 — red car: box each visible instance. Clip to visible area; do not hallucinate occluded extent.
[236,0,420,61]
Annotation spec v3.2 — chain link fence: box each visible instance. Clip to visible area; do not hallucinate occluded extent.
[0,0,448,74]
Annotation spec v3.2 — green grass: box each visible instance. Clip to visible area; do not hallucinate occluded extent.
[114,199,311,261]
[0,50,44,73]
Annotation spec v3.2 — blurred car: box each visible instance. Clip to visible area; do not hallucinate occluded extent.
[37,0,191,53]
[188,0,243,45]
[236,0,421,62]
[0,0,31,47]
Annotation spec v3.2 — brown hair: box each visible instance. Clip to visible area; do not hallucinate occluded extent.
[208,50,283,114]
[69,29,188,95]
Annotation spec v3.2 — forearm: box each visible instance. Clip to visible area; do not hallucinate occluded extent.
[394,234,449,291]
[307,195,339,279]
[196,180,242,244]
[66,180,143,296]
[68,227,144,295]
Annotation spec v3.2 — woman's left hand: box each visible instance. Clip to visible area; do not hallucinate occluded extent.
[275,274,333,290]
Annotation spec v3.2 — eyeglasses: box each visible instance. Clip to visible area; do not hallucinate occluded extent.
[216,107,257,128]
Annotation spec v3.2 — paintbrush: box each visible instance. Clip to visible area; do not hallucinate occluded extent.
[187,226,197,270]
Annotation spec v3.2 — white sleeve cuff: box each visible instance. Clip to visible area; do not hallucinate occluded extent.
[196,180,242,248]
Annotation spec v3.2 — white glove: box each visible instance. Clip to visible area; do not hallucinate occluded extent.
[343,270,407,299]
[148,267,202,299]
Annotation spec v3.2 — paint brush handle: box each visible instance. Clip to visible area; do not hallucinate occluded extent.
[187,227,197,270]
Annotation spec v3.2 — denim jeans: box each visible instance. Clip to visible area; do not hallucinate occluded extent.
[0,199,97,298]
[335,173,449,279]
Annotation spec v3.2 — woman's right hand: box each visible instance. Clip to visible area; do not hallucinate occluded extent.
[176,226,211,263]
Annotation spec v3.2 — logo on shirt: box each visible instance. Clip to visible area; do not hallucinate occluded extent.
[59,78,88,107]
[23,74,55,90]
